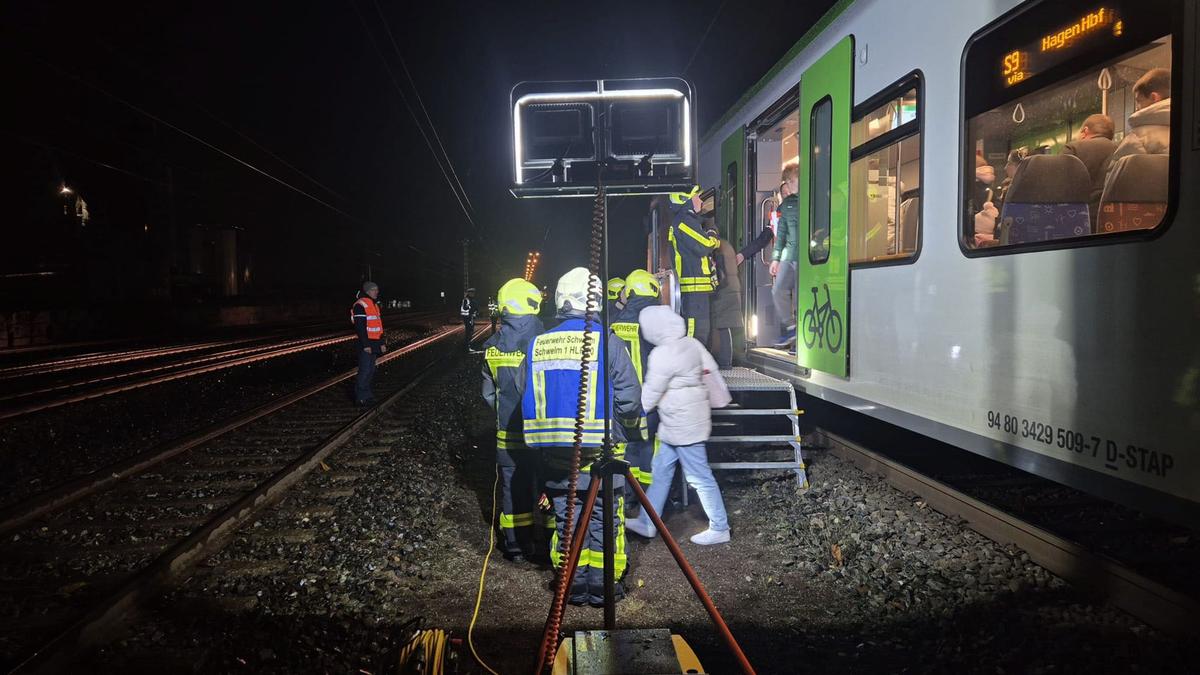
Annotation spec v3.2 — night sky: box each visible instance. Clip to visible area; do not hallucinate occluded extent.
[2,0,836,307]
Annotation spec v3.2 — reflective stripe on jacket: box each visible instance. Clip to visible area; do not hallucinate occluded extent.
[521,316,643,449]
[481,314,543,451]
[668,203,719,293]
[350,297,384,340]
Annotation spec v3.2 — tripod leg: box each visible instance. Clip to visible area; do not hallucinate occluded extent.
[624,470,757,675]
[602,471,616,627]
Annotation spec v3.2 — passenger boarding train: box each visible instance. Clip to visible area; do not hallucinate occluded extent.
[695,0,1199,524]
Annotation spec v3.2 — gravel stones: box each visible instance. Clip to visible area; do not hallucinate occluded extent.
[80,355,1196,674]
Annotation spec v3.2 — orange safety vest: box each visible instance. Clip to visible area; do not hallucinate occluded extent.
[351,296,384,340]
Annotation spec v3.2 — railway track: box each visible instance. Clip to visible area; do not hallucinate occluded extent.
[0,311,444,421]
[0,324,486,673]
[820,429,1200,641]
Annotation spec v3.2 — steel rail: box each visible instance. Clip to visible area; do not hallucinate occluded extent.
[0,332,351,405]
[0,324,465,537]
[8,327,482,674]
[0,336,269,379]
[0,314,448,421]
[820,429,1200,640]
[0,310,444,378]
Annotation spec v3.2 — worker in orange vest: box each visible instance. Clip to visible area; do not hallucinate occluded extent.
[351,280,386,405]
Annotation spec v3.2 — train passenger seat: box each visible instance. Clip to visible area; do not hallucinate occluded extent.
[998,155,1091,244]
[1097,154,1169,233]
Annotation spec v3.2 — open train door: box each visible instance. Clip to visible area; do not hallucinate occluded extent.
[720,126,746,250]
[795,35,853,377]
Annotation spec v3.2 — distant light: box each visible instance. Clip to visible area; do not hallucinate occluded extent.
[144,224,150,232]
[440,291,445,298]
[60,185,73,195]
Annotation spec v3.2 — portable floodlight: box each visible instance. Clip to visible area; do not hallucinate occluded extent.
[510,78,696,198]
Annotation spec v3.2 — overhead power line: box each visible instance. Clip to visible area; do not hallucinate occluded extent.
[349,0,480,239]
[682,0,728,75]
[370,0,475,216]
[11,47,361,224]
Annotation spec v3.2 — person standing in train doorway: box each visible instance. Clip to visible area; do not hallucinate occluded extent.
[770,162,800,349]
[667,185,719,345]
[351,280,386,406]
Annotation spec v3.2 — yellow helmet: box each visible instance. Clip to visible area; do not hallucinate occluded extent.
[668,185,702,205]
[606,277,626,301]
[497,278,541,316]
[623,269,661,299]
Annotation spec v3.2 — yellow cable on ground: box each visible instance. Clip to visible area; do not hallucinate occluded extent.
[467,464,502,675]
[397,627,449,674]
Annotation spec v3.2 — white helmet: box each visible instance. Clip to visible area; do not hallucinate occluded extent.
[555,267,601,314]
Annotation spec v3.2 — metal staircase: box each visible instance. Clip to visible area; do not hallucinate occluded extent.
[706,367,808,487]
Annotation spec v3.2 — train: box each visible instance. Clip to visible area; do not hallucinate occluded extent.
[693,0,1197,525]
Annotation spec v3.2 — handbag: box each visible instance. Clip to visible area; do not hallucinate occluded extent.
[702,347,732,408]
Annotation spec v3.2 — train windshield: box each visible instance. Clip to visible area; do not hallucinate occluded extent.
[962,0,1176,251]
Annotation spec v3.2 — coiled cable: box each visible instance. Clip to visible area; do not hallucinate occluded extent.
[537,173,607,672]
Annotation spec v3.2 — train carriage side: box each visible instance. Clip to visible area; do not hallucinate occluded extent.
[698,0,1200,525]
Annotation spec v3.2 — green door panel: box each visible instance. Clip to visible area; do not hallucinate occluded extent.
[796,35,853,376]
[720,127,746,250]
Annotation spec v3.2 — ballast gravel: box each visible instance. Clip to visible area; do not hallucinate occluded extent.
[90,356,1194,674]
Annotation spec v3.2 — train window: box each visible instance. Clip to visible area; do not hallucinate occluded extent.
[849,79,921,264]
[962,0,1177,252]
[809,96,833,265]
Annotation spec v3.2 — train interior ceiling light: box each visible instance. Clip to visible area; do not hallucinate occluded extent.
[510,78,697,198]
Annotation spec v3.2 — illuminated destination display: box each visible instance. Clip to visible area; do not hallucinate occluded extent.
[1000,7,1125,86]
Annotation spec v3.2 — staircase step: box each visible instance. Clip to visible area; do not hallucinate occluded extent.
[712,408,801,416]
[709,435,800,444]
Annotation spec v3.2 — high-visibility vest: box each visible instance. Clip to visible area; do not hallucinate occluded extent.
[351,296,384,340]
[521,318,609,448]
[669,220,718,293]
[610,321,649,438]
[484,345,528,450]
[610,322,644,383]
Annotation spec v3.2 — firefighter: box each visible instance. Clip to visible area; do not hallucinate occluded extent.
[668,185,719,344]
[350,280,386,405]
[606,277,625,317]
[611,269,660,494]
[522,267,644,607]
[481,279,545,562]
[460,287,477,349]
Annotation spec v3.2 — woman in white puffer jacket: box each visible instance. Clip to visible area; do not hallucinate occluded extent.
[626,305,730,545]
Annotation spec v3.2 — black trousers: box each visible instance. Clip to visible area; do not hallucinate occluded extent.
[680,292,711,348]
[497,448,542,558]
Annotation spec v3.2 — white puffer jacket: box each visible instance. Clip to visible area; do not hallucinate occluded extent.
[1110,97,1171,163]
[639,305,719,446]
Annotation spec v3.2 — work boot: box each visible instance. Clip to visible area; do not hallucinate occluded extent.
[690,528,730,545]
[625,515,656,539]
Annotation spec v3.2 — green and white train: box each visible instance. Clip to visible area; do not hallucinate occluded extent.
[697,0,1197,524]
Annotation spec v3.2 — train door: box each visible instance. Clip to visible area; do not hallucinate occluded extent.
[720,128,745,251]
[745,91,800,350]
[796,35,853,377]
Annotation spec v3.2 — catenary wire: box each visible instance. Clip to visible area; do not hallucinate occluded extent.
[348,0,480,240]
[8,46,361,224]
[370,0,475,216]
[682,0,729,75]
